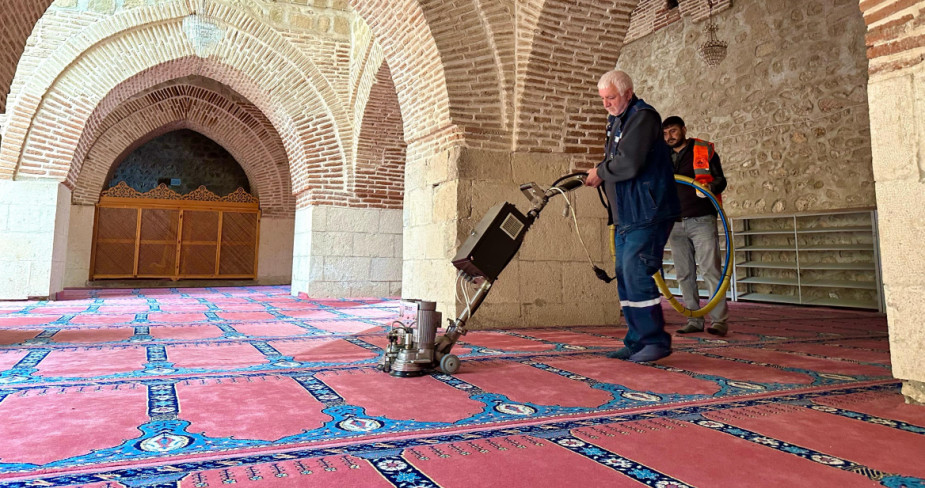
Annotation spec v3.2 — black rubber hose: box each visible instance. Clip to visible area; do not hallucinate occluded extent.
[550,171,589,187]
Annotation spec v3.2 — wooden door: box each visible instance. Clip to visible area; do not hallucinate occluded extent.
[91,183,260,281]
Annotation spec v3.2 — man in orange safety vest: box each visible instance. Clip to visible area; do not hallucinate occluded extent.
[662,116,729,337]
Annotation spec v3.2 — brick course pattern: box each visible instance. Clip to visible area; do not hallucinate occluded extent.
[860,0,925,74]
[354,62,405,208]
[514,0,637,169]
[0,1,47,114]
[624,0,731,44]
[70,79,295,218]
[0,3,351,210]
[2,1,912,203]
[0,0,653,205]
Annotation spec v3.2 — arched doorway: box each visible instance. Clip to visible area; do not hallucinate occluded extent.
[90,130,260,281]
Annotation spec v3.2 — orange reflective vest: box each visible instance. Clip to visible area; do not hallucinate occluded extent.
[691,138,721,204]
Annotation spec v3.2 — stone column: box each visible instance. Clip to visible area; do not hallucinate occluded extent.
[401,145,464,319]
[256,216,294,285]
[64,204,95,287]
[402,146,620,329]
[0,180,70,300]
[291,205,402,298]
[867,63,925,404]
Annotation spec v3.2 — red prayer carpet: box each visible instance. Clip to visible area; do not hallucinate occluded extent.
[0,285,920,487]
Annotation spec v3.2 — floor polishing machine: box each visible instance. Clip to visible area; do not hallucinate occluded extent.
[377,173,589,377]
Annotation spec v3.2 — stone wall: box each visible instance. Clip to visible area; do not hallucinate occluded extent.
[450,149,619,328]
[0,181,69,300]
[108,129,250,196]
[860,0,925,404]
[617,0,874,216]
[292,206,403,298]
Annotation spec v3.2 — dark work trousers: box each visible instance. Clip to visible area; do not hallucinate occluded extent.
[614,220,675,352]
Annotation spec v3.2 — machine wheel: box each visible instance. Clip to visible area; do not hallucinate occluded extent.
[439,354,461,374]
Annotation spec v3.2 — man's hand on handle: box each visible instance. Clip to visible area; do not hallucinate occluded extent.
[695,181,709,198]
[585,167,603,188]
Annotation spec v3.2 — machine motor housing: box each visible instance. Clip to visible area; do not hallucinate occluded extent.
[451,202,530,280]
[378,299,444,376]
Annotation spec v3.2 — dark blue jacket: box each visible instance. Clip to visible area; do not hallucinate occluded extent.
[597,97,680,231]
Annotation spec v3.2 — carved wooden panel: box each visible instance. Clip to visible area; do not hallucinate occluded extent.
[220,212,259,276]
[91,185,259,281]
[91,207,138,278]
[179,210,219,277]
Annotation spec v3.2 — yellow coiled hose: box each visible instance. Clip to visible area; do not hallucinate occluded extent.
[609,175,733,318]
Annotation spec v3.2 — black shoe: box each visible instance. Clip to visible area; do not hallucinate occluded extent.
[627,345,672,363]
[676,323,704,334]
[606,347,634,359]
[707,323,728,337]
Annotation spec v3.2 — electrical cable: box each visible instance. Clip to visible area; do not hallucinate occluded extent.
[548,186,615,283]
[454,271,474,321]
[454,271,463,304]
[550,171,591,188]
[460,274,472,320]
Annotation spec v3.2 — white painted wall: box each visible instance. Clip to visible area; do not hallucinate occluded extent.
[257,216,294,284]
[64,205,95,288]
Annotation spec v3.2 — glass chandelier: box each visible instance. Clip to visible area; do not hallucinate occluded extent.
[698,0,727,66]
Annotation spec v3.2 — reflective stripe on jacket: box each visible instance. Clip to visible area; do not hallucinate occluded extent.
[692,139,721,203]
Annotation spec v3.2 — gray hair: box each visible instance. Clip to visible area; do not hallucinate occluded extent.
[597,70,633,96]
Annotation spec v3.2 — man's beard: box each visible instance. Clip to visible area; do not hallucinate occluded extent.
[669,138,686,148]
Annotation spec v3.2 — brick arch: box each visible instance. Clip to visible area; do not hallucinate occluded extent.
[407,0,515,149]
[72,81,294,217]
[348,0,459,147]
[353,61,405,208]
[0,1,49,113]
[514,0,638,165]
[3,1,473,176]
[0,4,349,208]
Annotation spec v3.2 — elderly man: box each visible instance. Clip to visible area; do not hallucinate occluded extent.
[585,70,680,362]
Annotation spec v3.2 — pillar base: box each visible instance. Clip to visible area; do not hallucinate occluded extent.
[901,380,925,405]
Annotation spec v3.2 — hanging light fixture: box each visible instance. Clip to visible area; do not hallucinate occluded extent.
[698,0,727,66]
